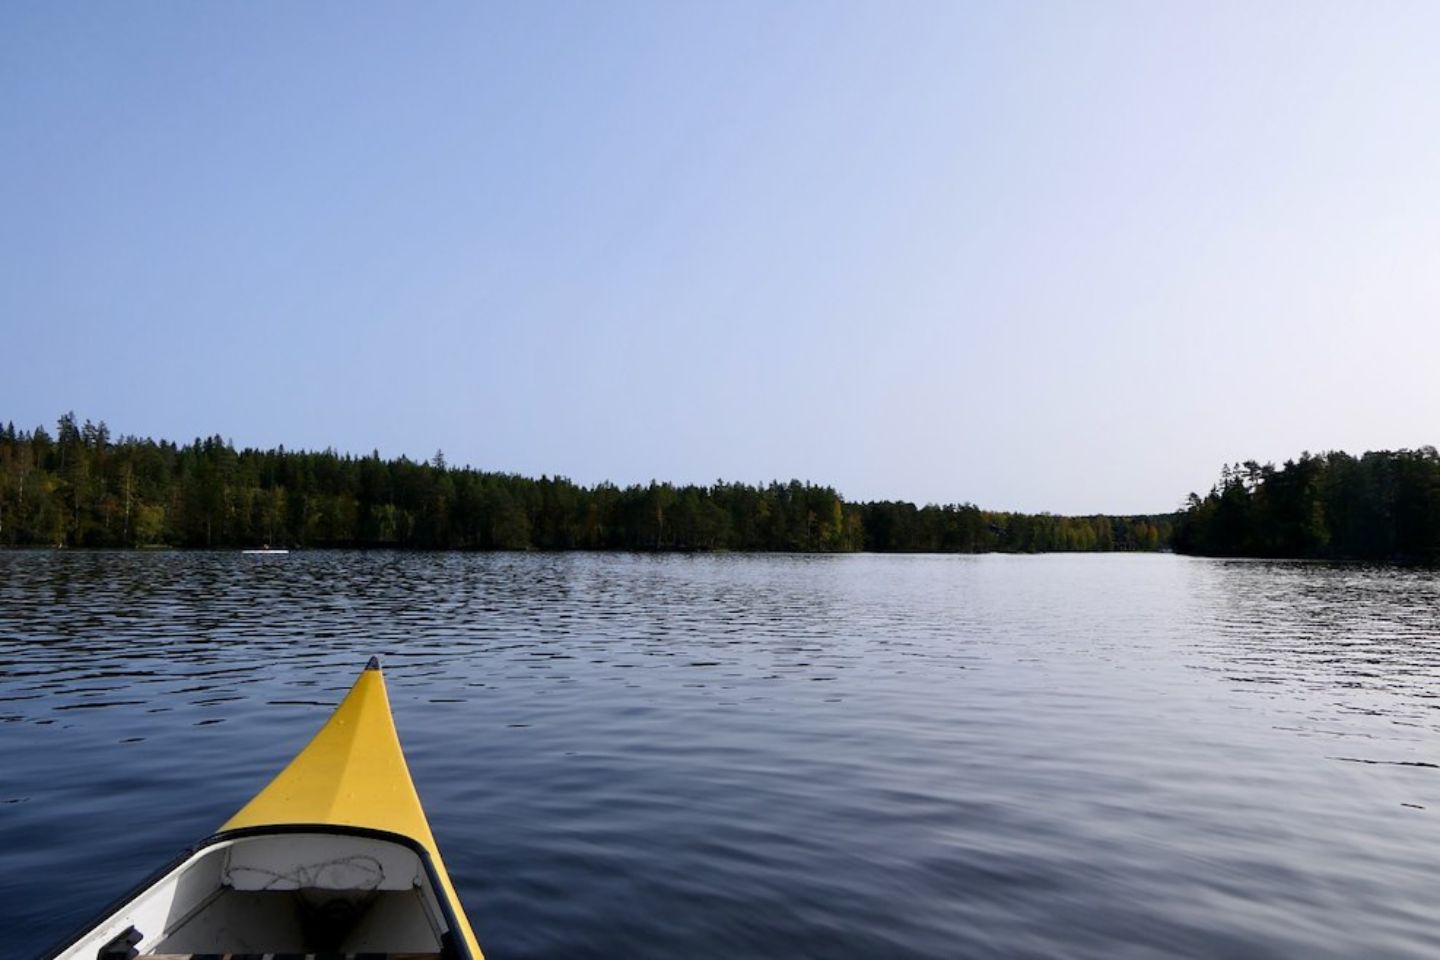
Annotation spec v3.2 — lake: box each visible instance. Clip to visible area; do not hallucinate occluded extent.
[3,551,1439,958]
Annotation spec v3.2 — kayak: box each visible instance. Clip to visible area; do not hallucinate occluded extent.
[46,657,483,959]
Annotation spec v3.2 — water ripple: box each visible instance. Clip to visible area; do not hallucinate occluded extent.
[2,552,1439,958]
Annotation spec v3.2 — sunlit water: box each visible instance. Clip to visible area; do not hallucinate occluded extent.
[3,552,1439,958]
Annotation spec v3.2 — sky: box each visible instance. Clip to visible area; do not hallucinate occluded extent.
[3,2,1439,515]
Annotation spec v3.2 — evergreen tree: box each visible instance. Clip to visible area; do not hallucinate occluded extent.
[0,412,1180,555]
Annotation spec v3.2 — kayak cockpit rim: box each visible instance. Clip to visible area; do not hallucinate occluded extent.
[41,823,477,960]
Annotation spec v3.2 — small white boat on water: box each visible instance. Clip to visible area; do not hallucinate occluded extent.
[242,548,290,555]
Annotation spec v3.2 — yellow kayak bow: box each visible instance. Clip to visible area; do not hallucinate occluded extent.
[48,658,484,960]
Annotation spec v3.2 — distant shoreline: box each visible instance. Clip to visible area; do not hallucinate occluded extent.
[1173,450,1440,565]
[8,417,1433,564]
[0,544,1181,556]
[0,415,1172,554]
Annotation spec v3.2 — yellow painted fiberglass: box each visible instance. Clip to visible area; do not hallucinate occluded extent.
[223,657,445,854]
[47,658,484,960]
[223,656,483,959]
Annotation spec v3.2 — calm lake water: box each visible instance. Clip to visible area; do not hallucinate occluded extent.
[3,551,1439,958]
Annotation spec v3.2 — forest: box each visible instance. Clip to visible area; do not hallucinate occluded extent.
[0,414,1170,553]
[1172,448,1440,563]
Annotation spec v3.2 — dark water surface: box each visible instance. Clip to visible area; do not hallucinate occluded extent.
[3,552,1439,958]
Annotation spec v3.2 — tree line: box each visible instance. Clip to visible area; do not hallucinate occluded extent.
[0,414,1171,553]
[1173,448,1440,563]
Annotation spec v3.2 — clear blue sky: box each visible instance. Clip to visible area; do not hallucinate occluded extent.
[4,2,1438,514]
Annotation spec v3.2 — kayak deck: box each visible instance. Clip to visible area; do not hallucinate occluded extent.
[48,659,481,959]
